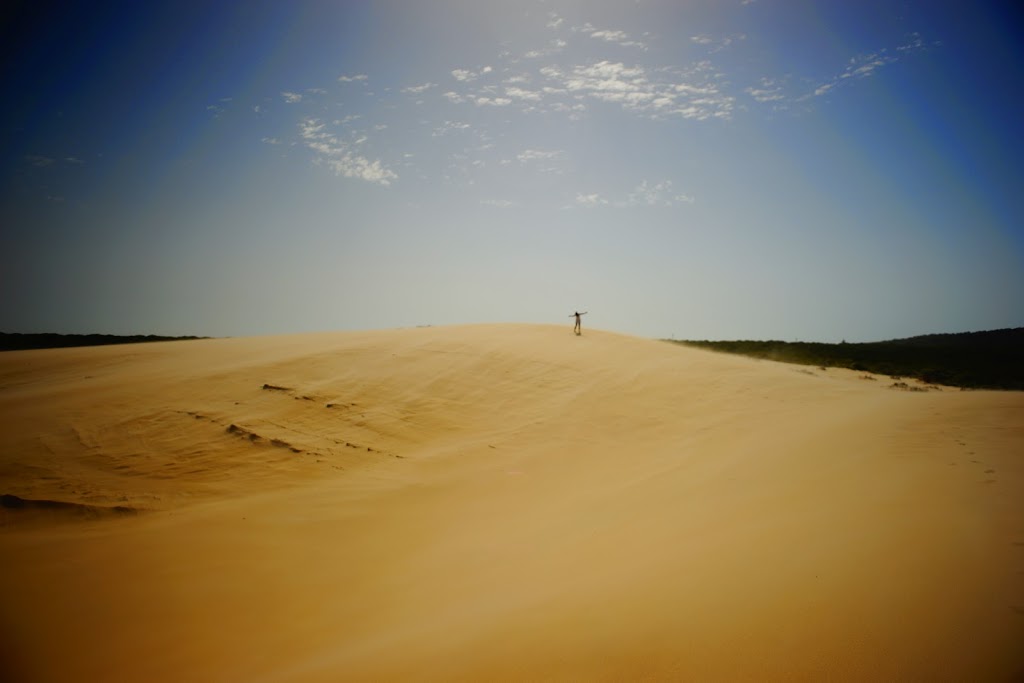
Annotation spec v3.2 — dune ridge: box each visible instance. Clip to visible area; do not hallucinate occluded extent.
[1,324,1022,681]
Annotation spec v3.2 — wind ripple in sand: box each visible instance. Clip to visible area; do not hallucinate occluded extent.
[1,493,140,523]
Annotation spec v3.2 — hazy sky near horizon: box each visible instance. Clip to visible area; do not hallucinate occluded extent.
[2,0,1022,341]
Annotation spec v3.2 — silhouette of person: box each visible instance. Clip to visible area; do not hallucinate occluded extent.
[570,311,587,335]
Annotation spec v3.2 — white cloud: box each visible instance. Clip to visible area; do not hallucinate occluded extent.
[546,12,563,30]
[261,137,281,145]
[281,91,303,103]
[299,118,397,186]
[306,87,327,95]
[475,96,511,107]
[563,61,648,99]
[543,60,732,120]
[576,193,608,207]
[403,82,436,94]
[338,74,368,83]
[453,66,491,82]
[505,86,542,102]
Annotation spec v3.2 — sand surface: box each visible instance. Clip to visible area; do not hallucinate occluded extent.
[1,324,1022,681]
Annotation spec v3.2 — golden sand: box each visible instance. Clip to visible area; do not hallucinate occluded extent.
[1,324,1022,681]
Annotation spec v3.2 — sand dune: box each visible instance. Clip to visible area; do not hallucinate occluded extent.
[1,324,1022,681]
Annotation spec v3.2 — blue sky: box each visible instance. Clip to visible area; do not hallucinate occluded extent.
[2,0,1022,341]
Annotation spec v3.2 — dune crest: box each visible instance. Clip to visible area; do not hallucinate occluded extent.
[1,324,1022,681]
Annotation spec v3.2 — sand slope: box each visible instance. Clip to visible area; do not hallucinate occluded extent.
[1,324,1022,681]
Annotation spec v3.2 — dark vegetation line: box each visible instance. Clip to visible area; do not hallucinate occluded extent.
[666,328,1024,391]
[0,332,209,352]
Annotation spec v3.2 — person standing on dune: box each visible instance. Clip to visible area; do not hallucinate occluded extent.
[570,311,587,335]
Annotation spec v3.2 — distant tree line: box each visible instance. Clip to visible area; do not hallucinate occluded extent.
[0,332,208,352]
[667,328,1024,390]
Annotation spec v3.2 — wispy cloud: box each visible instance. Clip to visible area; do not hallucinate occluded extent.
[299,118,397,186]
[575,192,609,207]
[517,149,564,163]
[802,36,931,101]
[625,180,694,207]
[249,11,935,205]
[742,34,933,107]
[524,39,567,60]
[575,180,694,209]
[432,120,471,136]
[745,77,787,103]
[578,23,648,50]
[25,154,87,168]
[25,154,54,167]
[690,33,745,53]
[513,148,566,175]
[481,198,518,208]
[402,82,436,94]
